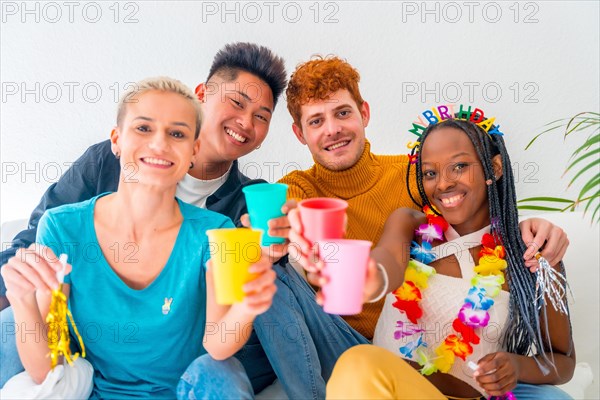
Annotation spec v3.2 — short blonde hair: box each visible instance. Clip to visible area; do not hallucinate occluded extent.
[116,77,203,139]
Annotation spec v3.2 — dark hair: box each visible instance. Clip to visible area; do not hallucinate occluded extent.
[407,118,571,371]
[206,42,287,108]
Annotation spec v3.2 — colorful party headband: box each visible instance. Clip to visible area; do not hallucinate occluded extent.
[406,104,504,164]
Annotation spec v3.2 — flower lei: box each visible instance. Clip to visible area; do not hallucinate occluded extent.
[392,205,508,377]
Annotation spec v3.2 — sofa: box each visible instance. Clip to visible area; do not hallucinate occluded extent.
[1,212,597,398]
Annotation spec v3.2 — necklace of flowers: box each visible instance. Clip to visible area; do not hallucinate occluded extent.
[392,205,508,377]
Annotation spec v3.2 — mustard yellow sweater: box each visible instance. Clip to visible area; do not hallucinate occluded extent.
[279,141,419,340]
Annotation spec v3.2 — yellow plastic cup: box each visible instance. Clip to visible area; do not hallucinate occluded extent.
[206,228,262,305]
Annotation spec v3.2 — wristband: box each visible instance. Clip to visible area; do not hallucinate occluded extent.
[368,263,389,303]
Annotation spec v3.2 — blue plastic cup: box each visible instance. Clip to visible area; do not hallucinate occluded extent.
[242,183,288,245]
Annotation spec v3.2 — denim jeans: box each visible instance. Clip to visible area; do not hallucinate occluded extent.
[253,262,369,398]
[512,382,572,400]
[178,262,369,400]
[0,306,24,388]
[177,356,254,400]
[2,301,575,400]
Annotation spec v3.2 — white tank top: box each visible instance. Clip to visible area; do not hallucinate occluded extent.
[373,225,510,394]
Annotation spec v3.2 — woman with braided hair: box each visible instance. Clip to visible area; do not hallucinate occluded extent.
[326,115,575,400]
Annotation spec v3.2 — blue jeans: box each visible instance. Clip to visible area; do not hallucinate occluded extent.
[177,356,254,400]
[254,262,369,398]
[512,382,572,400]
[178,262,369,399]
[0,306,24,388]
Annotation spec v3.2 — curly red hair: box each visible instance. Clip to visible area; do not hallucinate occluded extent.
[286,56,364,126]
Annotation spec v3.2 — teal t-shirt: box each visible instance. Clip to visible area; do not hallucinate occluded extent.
[36,193,234,398]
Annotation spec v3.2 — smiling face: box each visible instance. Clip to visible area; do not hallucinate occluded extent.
[292,89,370,171]
[111,90,199,189]
[197,70,274,163]
[421,127,501,235]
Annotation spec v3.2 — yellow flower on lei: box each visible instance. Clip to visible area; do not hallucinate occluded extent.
[433,345,455,373]
[474,255,507,276]
[405,267,430,289]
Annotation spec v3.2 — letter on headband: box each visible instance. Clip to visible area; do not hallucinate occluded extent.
[405,104,504,163]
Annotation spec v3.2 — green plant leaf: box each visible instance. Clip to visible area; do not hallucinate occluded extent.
[545,117,572,125]
[583,191,600,214]
[525,124,565,150]
[517,197,575,204]
[567,160,600,187]
[566,147,600,171]
[565,115,599,137]
[517,205,567,212]
[565,111,600,131]
[565,119,596,137]
[525,111,600,225]
[564,112,598,136]
[577,175,600,200]
[572,133,600,157]
[591,203,600,225]
[525,113,598,149]
[567,123,599,141]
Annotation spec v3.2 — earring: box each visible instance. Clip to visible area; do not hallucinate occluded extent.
[255,145,261,150]
[486,175,497,185]
[194,84,204,102]
[115,152,120,159]
[190,162,194,169]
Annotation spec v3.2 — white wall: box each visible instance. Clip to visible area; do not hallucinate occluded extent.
[1,0,598,221]
[1,0,599,395]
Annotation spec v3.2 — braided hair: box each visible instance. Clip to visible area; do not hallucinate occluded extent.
[406,118,569,370]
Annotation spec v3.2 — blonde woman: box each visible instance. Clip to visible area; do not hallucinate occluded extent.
[1,77,275,398]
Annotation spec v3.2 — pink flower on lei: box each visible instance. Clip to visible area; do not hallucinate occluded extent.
[458,302,490,327]
[415,223,443,242]
[394,321,425,340]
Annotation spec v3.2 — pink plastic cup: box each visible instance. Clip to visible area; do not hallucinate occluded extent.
[298,198,348,243]
[317,239,372,315]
